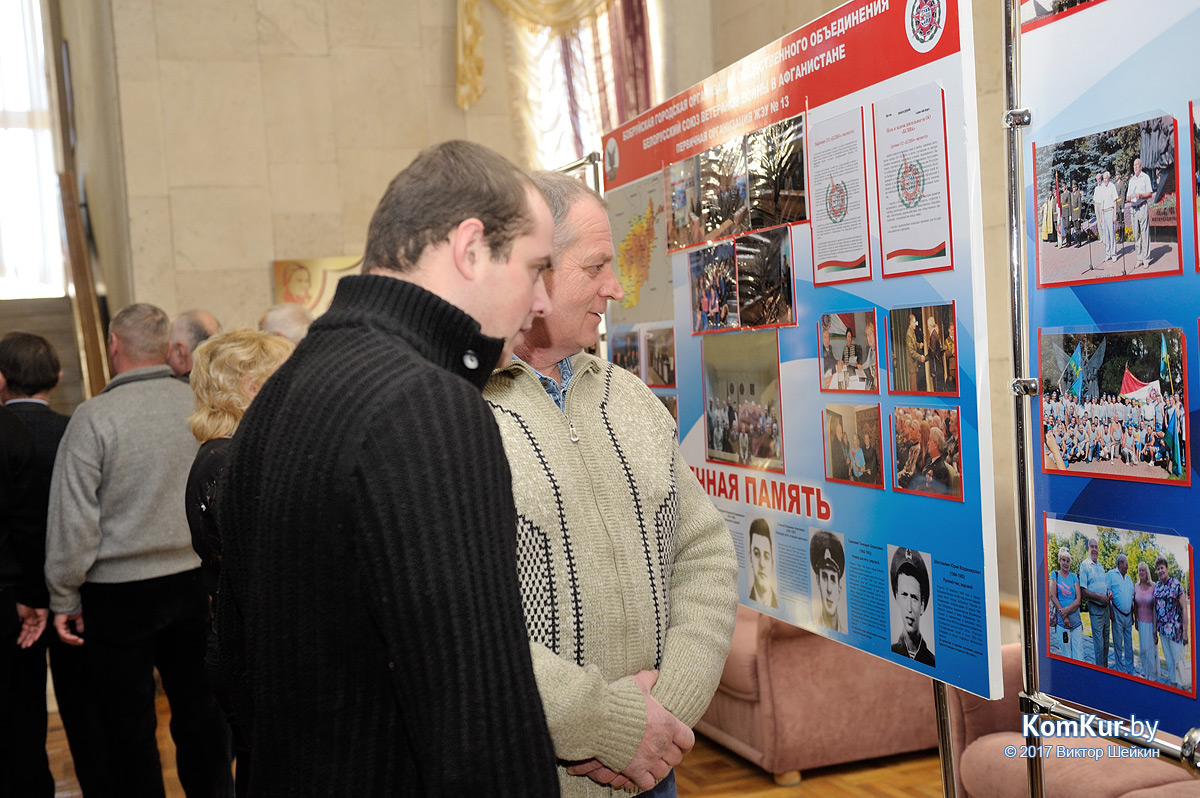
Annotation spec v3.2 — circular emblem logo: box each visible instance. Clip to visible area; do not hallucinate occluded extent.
[905,0,944,53]
[896,155,926,209]
[825,179,849,224]
[604,137,620,183]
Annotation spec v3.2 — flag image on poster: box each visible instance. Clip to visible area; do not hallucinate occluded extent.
[809,108,871,285]
[874,82,953,277]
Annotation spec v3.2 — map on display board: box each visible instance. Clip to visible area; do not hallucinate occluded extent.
[1021,0,1200,739]
[602,0,1003,698]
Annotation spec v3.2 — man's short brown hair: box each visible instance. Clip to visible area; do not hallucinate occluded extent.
[0,332,61,396]
[363,140,538,274]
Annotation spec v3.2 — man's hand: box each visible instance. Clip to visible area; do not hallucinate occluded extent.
[565,670,695,792]
[54,609,85,646]
[15,604,48,648]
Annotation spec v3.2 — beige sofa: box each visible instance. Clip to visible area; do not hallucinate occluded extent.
[947,643,1197,798]
[695,605,939,783]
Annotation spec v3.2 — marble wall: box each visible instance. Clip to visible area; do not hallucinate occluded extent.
[84,0,521,326]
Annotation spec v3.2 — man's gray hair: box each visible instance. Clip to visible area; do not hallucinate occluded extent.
[172,309,220,352]
[928,425,946,452]
[110,303,170,363]
[259,303,313,345]
[528,171,608,254]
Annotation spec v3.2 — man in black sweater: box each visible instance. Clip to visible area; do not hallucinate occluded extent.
[0,333,107,796]
[218,140,560,796]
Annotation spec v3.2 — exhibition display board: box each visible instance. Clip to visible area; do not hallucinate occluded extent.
[1022,0,1200,739]
[602,0,1002,698]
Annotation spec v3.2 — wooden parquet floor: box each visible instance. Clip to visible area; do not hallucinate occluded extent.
[678,734,944,797]
[49,703,941,797]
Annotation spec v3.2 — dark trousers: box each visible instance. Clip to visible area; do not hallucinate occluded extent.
[3,619,112,797]
[81,569,231,798]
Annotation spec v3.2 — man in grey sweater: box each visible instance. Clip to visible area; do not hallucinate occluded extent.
[45,303,229,796]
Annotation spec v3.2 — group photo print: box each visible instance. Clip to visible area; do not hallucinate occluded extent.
[689,242,740,333]
[1046,516,1194,696]
[1039,326,1188,486]
[892,405,964,501]
[887,303,958,395]
[702,329,785,472]
[1034,114,1182,287]
[823,403,884,488]
[610,330,640,379]
[819,309,879,393]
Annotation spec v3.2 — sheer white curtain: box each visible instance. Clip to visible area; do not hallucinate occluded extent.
[0,0,64,299]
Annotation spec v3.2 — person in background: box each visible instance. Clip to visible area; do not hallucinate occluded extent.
[1106,554,1134,675]
[1050,547,1083,660]
[185,327,293,796]
[1153,556,1189,689]
[257,303,313,345]
[0,332,108,796]
[1133,561,1157,680]
[166,310,221,381]
[1078,538,1110,669]
[44,303,230,796]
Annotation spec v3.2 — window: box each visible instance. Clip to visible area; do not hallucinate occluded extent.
[0,0,64,299]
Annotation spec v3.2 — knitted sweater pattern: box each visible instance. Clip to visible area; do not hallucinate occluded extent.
[217,275,558,797]
[485,352,738,798]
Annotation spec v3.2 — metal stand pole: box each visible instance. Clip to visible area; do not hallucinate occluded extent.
[1001,0,1046,793]
[933,680,958,797]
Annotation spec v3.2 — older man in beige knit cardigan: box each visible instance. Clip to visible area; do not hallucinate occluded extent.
[484,172,738,798]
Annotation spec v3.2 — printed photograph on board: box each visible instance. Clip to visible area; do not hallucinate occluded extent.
[892,405,964,501]
[1038,326,1188,486]
[1033,115,1182,287]
[610,330,641,379]
[822,403,884,488]
[606,173,673,327]
[745,114,807,230]
[809,107,872,285]
[1020,0,1112,31]
[1045,515,1194,697]
[888,303,958,395]
[665,157,702,251]
[747,517,780,609]
[810,529,848,634]
[735,226,795,329]
[1193,102,1199,270]
[645,326,676,387]
[689,242,740,333]
[702,329,784,472]
[698,139,750,242]
[656,391,678,431]
[888,546,936,667]
[819,309,880,393]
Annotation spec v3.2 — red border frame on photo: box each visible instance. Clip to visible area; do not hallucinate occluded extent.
[1021,0,1116,34]
[1041,511,1197,698]
[732,224,801,333]
[1032,118,1185,290]
[816,308,880,395]
[889,404,966,502]
[700,330,787,475]
[644,326,677,389]
[885,300,961,398]
[1035,326,1192,488]
[821,402,885,490]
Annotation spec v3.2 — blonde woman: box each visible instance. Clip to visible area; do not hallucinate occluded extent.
[185,328,293,601]
[1134,561,1157,681]
[1049,546,1083,659]
[184,327,292,796]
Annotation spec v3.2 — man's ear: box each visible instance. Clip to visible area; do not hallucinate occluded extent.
[451,217,488,281]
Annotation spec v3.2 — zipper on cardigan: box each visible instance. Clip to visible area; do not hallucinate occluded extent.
[568,416,579,442]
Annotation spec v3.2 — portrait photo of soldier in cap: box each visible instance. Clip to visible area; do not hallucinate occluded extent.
[747,518,778,608]
[810,529,847,634]
[889,546,936,667]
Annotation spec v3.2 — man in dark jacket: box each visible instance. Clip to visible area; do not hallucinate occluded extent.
[217,140,560,796]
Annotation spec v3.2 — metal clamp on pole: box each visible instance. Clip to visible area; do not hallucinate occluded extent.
[1019,691,1050,716]
[1011,378,1039,396]
[1004,108,1032,128]
[1180,728,1200,777]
